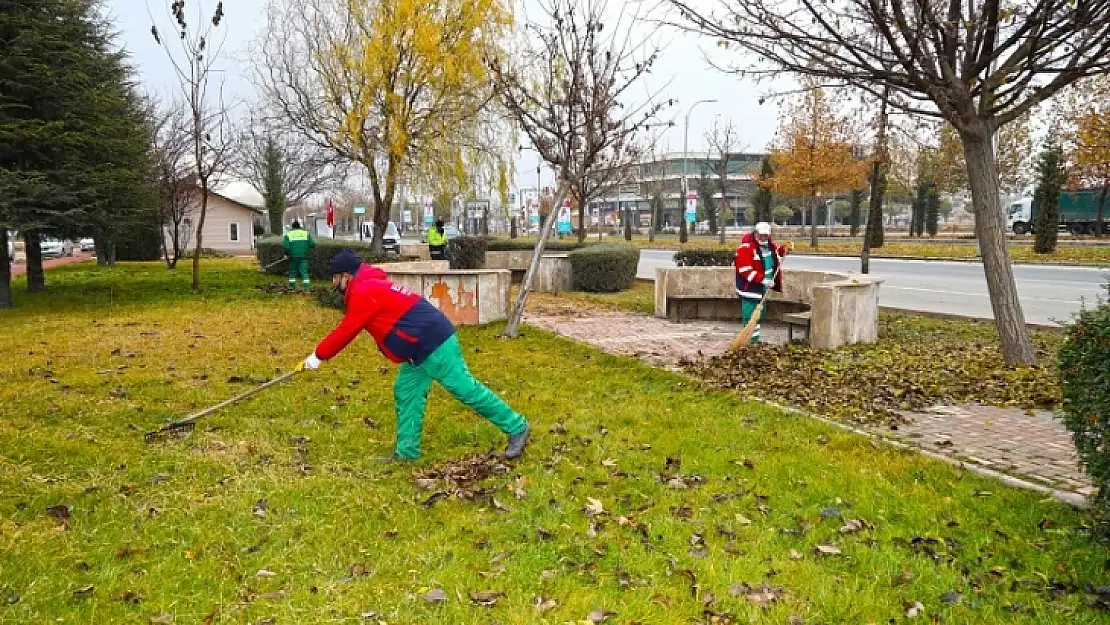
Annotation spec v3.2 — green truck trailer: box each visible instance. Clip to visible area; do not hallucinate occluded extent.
[1006,187,1110,235]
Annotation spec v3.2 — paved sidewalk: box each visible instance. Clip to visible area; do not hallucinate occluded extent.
[525,310,1091,498]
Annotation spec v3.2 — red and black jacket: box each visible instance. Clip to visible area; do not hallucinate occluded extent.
[734,230,789,300]
[315,265,455,365]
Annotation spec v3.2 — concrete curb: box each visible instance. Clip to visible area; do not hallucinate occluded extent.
[788,252,1110,269]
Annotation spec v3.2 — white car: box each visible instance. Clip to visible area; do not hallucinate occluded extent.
[78,238,95,252]
[40,238,74,258]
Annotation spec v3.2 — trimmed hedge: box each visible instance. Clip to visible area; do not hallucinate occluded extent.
[568,243,640,292]
[447,236,488,269]
[256,237,411,278]
[486,238,588,252]
[1058,286,1110,534]
[673,248,736,267]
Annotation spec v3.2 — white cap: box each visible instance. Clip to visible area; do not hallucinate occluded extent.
[755,222,772,235]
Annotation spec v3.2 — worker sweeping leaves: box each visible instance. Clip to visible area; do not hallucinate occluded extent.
[734,222,790,344]
[299,249,531,461]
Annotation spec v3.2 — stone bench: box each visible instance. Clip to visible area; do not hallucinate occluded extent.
[382,262,511,325]
[654,266,884,349]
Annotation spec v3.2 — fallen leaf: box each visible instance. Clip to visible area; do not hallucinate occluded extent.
[906,601,925,618]
[892,570,915,586]
[534,596,557,613]
[820,507,841,518]
[814,544,842,556]
[46,504,71,524]
[256,569,277,578]
[113,590,142,604]
[840,519,865,534]
[601,458,617,467]
[536,527,555,541]
[148,614,174,624]
[468,590,504,606]
[789,616,805,625]
[817,435,830,445]
[940,591,962,605]
[252,499,268,517]
[415,478,437,490]
[736,514,752,526]
[587,607,615,623]
[789,549,803,560]
[421,588,447,603]
[72,585,95,597]
[585,497,605,517]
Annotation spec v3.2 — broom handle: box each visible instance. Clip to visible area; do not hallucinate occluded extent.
[174,370,299,425]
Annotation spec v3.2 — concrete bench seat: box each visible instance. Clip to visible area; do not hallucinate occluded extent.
[655,266,883,349]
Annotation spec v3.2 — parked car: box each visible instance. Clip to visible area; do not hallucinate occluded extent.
[5,237,12,262]
[360,221,402,254]
[40,238,74,258]
[78,238,95,252]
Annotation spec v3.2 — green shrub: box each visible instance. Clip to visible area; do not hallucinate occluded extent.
[256,237,411,278]
[313,285,345,310]
[673,248,735,266]
[486,238,588,252]
[568,243,640,292]
[114,210,164,261]
[1058,285,1110,533]
[447,236,488,269]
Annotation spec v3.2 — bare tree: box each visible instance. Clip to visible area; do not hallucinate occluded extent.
[232,113,347,235]
[668,0,1110,365]
[490,0,669,337]
[704,119,746,244]
[150,97,195,268]
[149,0,234,292]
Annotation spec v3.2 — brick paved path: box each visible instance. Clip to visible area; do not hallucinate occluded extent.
[525,310,1091,498]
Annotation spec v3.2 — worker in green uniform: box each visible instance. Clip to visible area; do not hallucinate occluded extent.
[427,219,448,260]
[282,220,315,291]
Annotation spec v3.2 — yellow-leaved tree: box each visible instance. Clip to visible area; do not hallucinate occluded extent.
[765,83,870,247]
[1065,77,1110,237]
[254,0,512,251]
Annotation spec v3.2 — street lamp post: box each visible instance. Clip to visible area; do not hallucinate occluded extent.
[682,99,718,243]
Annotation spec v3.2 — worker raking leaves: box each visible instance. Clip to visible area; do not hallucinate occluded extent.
[299,249,531,462]
[282,220,315,292]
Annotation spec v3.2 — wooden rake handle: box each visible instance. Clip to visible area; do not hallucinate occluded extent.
[174,370,300,427]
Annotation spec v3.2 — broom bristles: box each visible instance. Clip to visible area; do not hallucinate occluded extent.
[727,299,765,351]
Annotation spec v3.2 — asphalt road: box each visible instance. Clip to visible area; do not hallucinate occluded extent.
[638,249,1108,326]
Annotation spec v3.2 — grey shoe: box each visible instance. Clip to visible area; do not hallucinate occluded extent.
[504,424,531,460]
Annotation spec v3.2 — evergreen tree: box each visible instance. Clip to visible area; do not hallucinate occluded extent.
[262,136,287,235]
[849,188,864,236]
[1033,140,1066,254]
[752,155,774,223]
[924,181,940,237]
[696,172,717,234]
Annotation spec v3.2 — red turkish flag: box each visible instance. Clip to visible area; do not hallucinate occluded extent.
[326,199,335,227]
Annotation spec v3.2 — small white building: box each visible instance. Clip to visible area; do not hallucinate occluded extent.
[164,185,264,255]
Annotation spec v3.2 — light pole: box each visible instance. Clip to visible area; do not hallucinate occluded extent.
[683,99,718,243]
[519,145,546,237]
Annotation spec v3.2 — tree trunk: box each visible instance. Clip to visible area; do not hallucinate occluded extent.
[510,216,518,239]
[809,196,818,248]
[0,229,11,309]
[95,235,115,267]
[505,182,569,338]
[269,206,283,237]
[718,201,727,245]
[1097,181,1108,238]
[193,180,210,293]
[576,188,586,244]
[23,231,44,292]
[960,125,1036,366]
[623,203,632,241]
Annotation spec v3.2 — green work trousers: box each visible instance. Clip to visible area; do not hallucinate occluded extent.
[392,334,527,459]
[740,297,766,344]
[288,257,310,290]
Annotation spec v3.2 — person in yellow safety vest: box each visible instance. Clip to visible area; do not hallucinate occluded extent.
[427,219,448,260]
[282,220,315,291]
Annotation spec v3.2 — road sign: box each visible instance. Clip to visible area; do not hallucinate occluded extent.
[353,206,366,215]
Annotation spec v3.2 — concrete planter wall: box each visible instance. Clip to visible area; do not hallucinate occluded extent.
[484,250,572,293]
[384,266,511,325]
[655,266,884,349]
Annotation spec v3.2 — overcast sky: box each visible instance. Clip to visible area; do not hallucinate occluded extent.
[106,0,780,202]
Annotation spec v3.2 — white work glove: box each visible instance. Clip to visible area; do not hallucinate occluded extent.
[762,277,775,288]
[300,352,322,371]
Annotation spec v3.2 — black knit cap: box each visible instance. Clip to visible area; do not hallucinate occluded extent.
[327,249,362,275]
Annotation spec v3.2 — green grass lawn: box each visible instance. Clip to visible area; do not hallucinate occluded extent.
[1,261,1108,624]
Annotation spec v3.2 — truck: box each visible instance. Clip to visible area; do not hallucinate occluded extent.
[1006,187,1110,235]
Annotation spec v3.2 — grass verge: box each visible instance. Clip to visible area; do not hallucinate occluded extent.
[0,261,1107,623]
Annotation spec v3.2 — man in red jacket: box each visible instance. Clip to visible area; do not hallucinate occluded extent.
[734,222,791,344]
[299,250,531,461]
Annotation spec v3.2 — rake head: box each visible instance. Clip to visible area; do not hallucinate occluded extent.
[143,421,196,444]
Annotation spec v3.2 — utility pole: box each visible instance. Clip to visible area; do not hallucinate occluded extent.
[683,99,718,243]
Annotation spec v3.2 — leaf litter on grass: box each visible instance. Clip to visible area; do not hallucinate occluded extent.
[683,314,1062,426]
